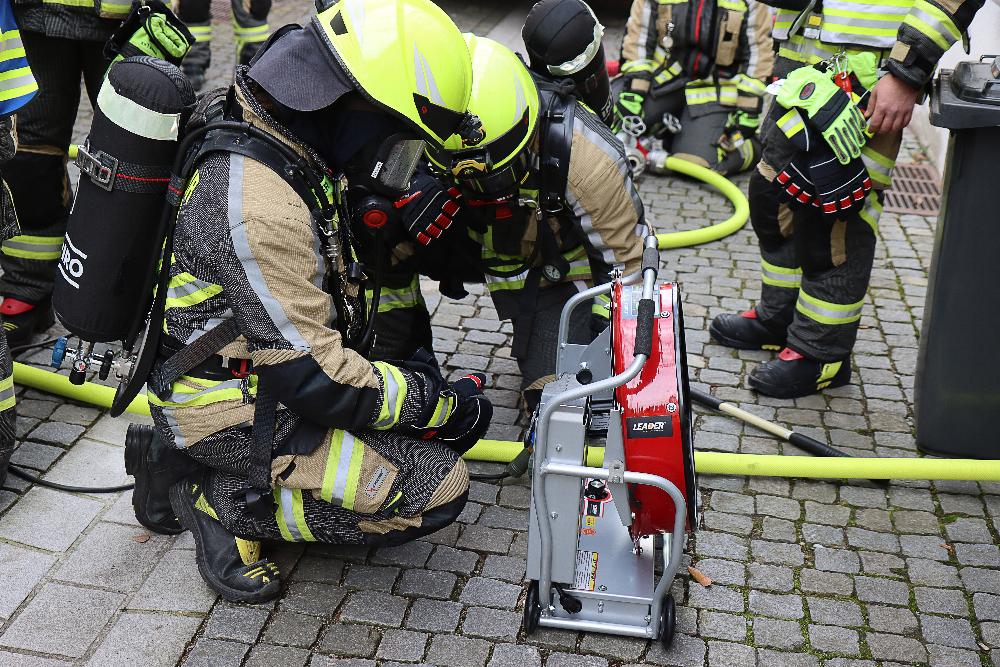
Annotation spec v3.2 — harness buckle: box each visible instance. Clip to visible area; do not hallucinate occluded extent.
[231,358,252,379]
[75,144,119,192]
[244,488,274,523]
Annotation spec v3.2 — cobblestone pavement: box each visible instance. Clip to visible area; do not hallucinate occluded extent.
[2,2,998,666]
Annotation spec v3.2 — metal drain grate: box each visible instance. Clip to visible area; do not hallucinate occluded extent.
[884,162,941,216]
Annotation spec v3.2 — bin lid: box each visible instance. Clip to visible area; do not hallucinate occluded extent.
[930,56,1000,129]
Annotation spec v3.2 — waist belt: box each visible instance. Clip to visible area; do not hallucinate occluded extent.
[159,334,254,381]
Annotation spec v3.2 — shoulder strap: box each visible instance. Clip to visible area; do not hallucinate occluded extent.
[536,80,577,215]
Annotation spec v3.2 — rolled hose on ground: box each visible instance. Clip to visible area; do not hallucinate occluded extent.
[653,156,750,250]
[12,363,1000,481]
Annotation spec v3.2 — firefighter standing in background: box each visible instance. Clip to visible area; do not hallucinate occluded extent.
[0,0,127,347]
[613,0,775,175]
[710,0,987,397]
[176,0,271,90]
[0,0,36,486]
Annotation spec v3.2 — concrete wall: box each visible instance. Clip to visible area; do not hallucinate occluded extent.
[909,0,1000,174]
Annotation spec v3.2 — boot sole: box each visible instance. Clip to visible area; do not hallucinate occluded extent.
[124,427,184,536]
[168,481,282,604]
[709,320,784,351]
[749,367,851,399]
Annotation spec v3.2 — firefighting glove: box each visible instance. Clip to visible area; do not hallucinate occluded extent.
[394,169,462,246]
[612,91,647,136]
[776,66,867,165]
[106,1,194,66]
[775,159,816,208]
[805,145,872,218]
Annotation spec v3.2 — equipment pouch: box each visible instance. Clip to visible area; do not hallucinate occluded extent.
[714,8,745,68]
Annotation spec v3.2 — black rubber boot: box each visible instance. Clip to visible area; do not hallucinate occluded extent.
[1,297,54,350]
[709,309,785,351]
[169,475,282,603]
[124,424,201,535]
[749,348,851,399]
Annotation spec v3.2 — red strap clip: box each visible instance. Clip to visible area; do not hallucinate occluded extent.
[231,359,252,379]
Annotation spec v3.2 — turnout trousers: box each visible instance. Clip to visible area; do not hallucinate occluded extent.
[177,0,271,72]
[1,31,107,303]
[750,54,901,362]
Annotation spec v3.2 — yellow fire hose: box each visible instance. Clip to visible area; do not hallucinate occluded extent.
[13,362,1000,481]
[17,159,1000,482]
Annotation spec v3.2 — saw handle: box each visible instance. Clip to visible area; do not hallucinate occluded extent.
[642,246,659,273]
[634,298,656,358]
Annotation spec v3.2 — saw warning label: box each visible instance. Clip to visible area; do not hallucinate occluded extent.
[574,550,599,591]
[626,415,673,439]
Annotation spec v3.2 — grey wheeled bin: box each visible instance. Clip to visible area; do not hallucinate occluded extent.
[915,56,1000,459]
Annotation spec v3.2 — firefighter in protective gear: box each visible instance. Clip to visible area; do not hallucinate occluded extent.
[176,0,271,91]
[613,0,774,175]
[0,0,35,487]
[370,34,649,412]
[710,0,987,398]
[0,0,127,348]
[124,0,488,604]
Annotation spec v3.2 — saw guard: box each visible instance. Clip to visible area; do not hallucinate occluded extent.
[612,281,697,537]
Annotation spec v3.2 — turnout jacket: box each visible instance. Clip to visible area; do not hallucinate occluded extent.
[13,0,122,41]
[620,0,774,113]
[149,74,441,457]
[461,103,649,320]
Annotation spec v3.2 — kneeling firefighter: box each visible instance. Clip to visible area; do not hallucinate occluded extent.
[366,33,649,413]
[709,0,987,398]
[58,0,491,604]
[613,0,774,176]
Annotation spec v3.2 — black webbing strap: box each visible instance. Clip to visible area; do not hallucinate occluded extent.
[245,381,278,524]
[148,318,242,401]
[536,81,577,214]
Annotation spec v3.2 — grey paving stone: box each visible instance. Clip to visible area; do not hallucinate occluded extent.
[182,638,250,667]
[0,653,71,667]
[900,534,951,561]
[204,602,270,643]
[339,591,408,627]
[462,606,521,641]
[906,558,961,588]
[371,542,433,568]
[316,623,380,658]
[761,517,797,543]
[915,586,969,617]
[687,583,745,613]
[27,421,86,446]
[974,593,1000,621]
[918,614,977,649]
[43,439,130,489]
[866,604,919,634]
[425,635,492,667]
[480,555,525,583]
[245,644,310,667]
[54,522,168,593]
[748,563,793,592]
[846,527,900,553]
[751,540,804,566]
[406,598,463,632]
[926,645,982,667]
[376,629,428,662]
[892,510,941,535]
[0,487,103,552]
[804,501,851,526]
[546,653,609,667]
[807,598,863,628]
[396,567,457,599]
[955,543,1000,567]
[698,610,746,642]
[859,551,905,576]
[85,611,201,667]
[457,524,513,554]
[755,650,820,667]
[865,632,927,663]
[0,583,124,658]
[487,643,541,667]
[808,624,859,655]
[756,495,801,521]
[855,576,910,606]
[960,567,1000,594]
[459,577,521,609]
[131,549,218,613]
[0,542,57,619]
[692,558,746,586]
[280,582,347,617]
[752,617,804,649]
[9,440,62,470]
[577,634,647,661]
[695,532,748,560]
[343,564,399,592]
[261,611,323,648]
[706,640,754,667]
[427,545,479,573]
[799,569,854,596]
[748,591,803,620]
[291,555,345,584]
[644,633,706,666]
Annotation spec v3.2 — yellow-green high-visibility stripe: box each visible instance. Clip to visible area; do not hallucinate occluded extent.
[372,362,406,429]
[42,0,94,7]
[276,487,316,542]
[188,25,213,41]
[717,0,747,10]
[685,86,719,106]
[234,22,269,44]
[98,0,132,17]
[0,31,26,64]
[147,376,251,408]
[858,192,883,233]
[902,1,960,51]
[777,109,806,141]
[653,61,683,85]
[0,374,14,411]
[2,235,62,260]
[425,394,455,429]
[761,259,802,288]
[861,146,895,188]
[621,59,657,75]
[796,290,865,325]
[818,361,843,384]
[367,277,423,314]
[592,292,611,318]
[165,272,223,310]
[319,430,365,510]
